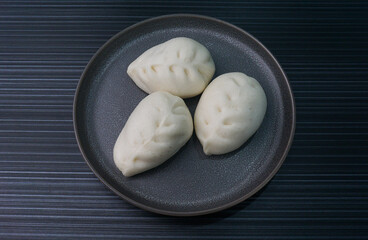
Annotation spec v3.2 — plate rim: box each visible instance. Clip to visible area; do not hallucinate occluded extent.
[73,13,296,216]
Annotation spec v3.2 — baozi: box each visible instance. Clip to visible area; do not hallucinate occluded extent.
[113,91,193,177]
[127,37,215,98]
[194,72,267,155]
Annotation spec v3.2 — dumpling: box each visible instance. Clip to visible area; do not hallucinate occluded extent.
[127,37,215,98]
[113,91,193,177]
[194,72,267,155]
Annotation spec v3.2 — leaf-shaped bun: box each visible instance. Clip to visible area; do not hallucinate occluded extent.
[113,91,193,177]
[127,37,215,98]
[194,72,267,155]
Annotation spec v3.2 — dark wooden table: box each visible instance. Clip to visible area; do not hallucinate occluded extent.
[1,0,368,239]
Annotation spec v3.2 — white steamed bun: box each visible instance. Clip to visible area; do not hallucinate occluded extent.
[114,91,193,177]
[194,72,267,155]
[127,37,215,98]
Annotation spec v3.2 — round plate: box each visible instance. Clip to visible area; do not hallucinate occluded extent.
[73,14,295,216]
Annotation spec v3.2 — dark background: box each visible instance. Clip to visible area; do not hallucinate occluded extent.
[1,0,368,239]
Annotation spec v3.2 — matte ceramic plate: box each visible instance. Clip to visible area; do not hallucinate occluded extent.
[73,14,295,216]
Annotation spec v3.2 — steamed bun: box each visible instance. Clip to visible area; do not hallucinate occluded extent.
[113,91,193,177]
[194,72,267,155]
[127,37,215,98]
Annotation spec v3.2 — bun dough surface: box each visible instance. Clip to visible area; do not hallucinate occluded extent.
[127,37,215,98]
[113,91,193,177]
[194,72,267,155]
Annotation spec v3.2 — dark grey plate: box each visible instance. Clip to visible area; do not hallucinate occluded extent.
[73,14,295,216]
